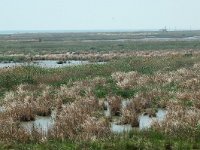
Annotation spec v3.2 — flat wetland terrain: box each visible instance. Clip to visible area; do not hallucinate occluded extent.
[1,31,200,149]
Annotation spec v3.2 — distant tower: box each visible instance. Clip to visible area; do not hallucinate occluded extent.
[160,26,168,32]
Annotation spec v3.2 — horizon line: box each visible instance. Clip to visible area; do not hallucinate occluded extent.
[0,28,199,34]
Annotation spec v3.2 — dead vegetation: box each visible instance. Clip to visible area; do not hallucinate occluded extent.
[1,53,200,143]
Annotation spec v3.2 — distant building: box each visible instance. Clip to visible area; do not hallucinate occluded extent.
[159,28,168,32]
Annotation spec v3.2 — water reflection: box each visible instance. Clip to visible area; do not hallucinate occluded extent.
[31,60,89,68]
[111,123,132,133]
[104,98,167,133]
[139,109,167,129]
[0,62,23,68]
[21,116,54,134]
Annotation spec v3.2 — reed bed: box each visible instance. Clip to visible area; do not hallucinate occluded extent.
[0,49,198,66]
[2,84,55,121]
[153,104,200,137]
[120,107,139,127]
[3,49,199,62]
[49,96,109,140]
[111,71,151,89]
[107,96,122,116]
[0,113,43,143]
[1,52,200,148]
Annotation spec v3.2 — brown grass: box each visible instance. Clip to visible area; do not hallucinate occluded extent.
[3,84,55,121]
[108,96,122,116]
[49,96,106,140]
[120,108,139,127]
[153,104,200,137]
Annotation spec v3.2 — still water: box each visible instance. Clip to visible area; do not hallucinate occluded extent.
[0,60,96,68]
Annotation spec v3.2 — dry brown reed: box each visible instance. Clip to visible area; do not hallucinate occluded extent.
[3,59,200,143]
[120,107,139,127]
[49,96,109,140]
[56,77,106,110]
[153,104,200,136]
[132,95,150,113]
[0,113,42,143]
[35,86,54,116]
[112,71,139,89]
[15,50,197,62]
[107,96,122,116]
[81,117,110,140]
[144,108,157,117]
[112,71,152,90]
[3,88,36,121]
[3,84,55,121]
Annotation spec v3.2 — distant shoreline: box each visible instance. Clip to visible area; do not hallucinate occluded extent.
[0,29,157,35]
[0,29,199,35]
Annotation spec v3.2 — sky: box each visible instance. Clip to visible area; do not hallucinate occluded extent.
[0,0,200,31]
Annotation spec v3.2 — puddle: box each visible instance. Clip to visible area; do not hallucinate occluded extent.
[19,108,166,134]
[21,110,56,134]
[0,60,106,69]
[106,99,167,133]
[0,62,23,68]
[110,109,167,133]
[104,101,111,117]
[2,100,167,134]
[0,106,6,112]
[156,109,167,121]
[139,115,152,129]
[30,60,89,68]
[122,99,132,109]
[104,109,111,117]
[111,122,132,133]
[21,116,54,134]
[94,61,107,65]
[139,109,167,129]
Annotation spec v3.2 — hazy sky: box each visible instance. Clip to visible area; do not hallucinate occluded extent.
[1,0,199,31]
